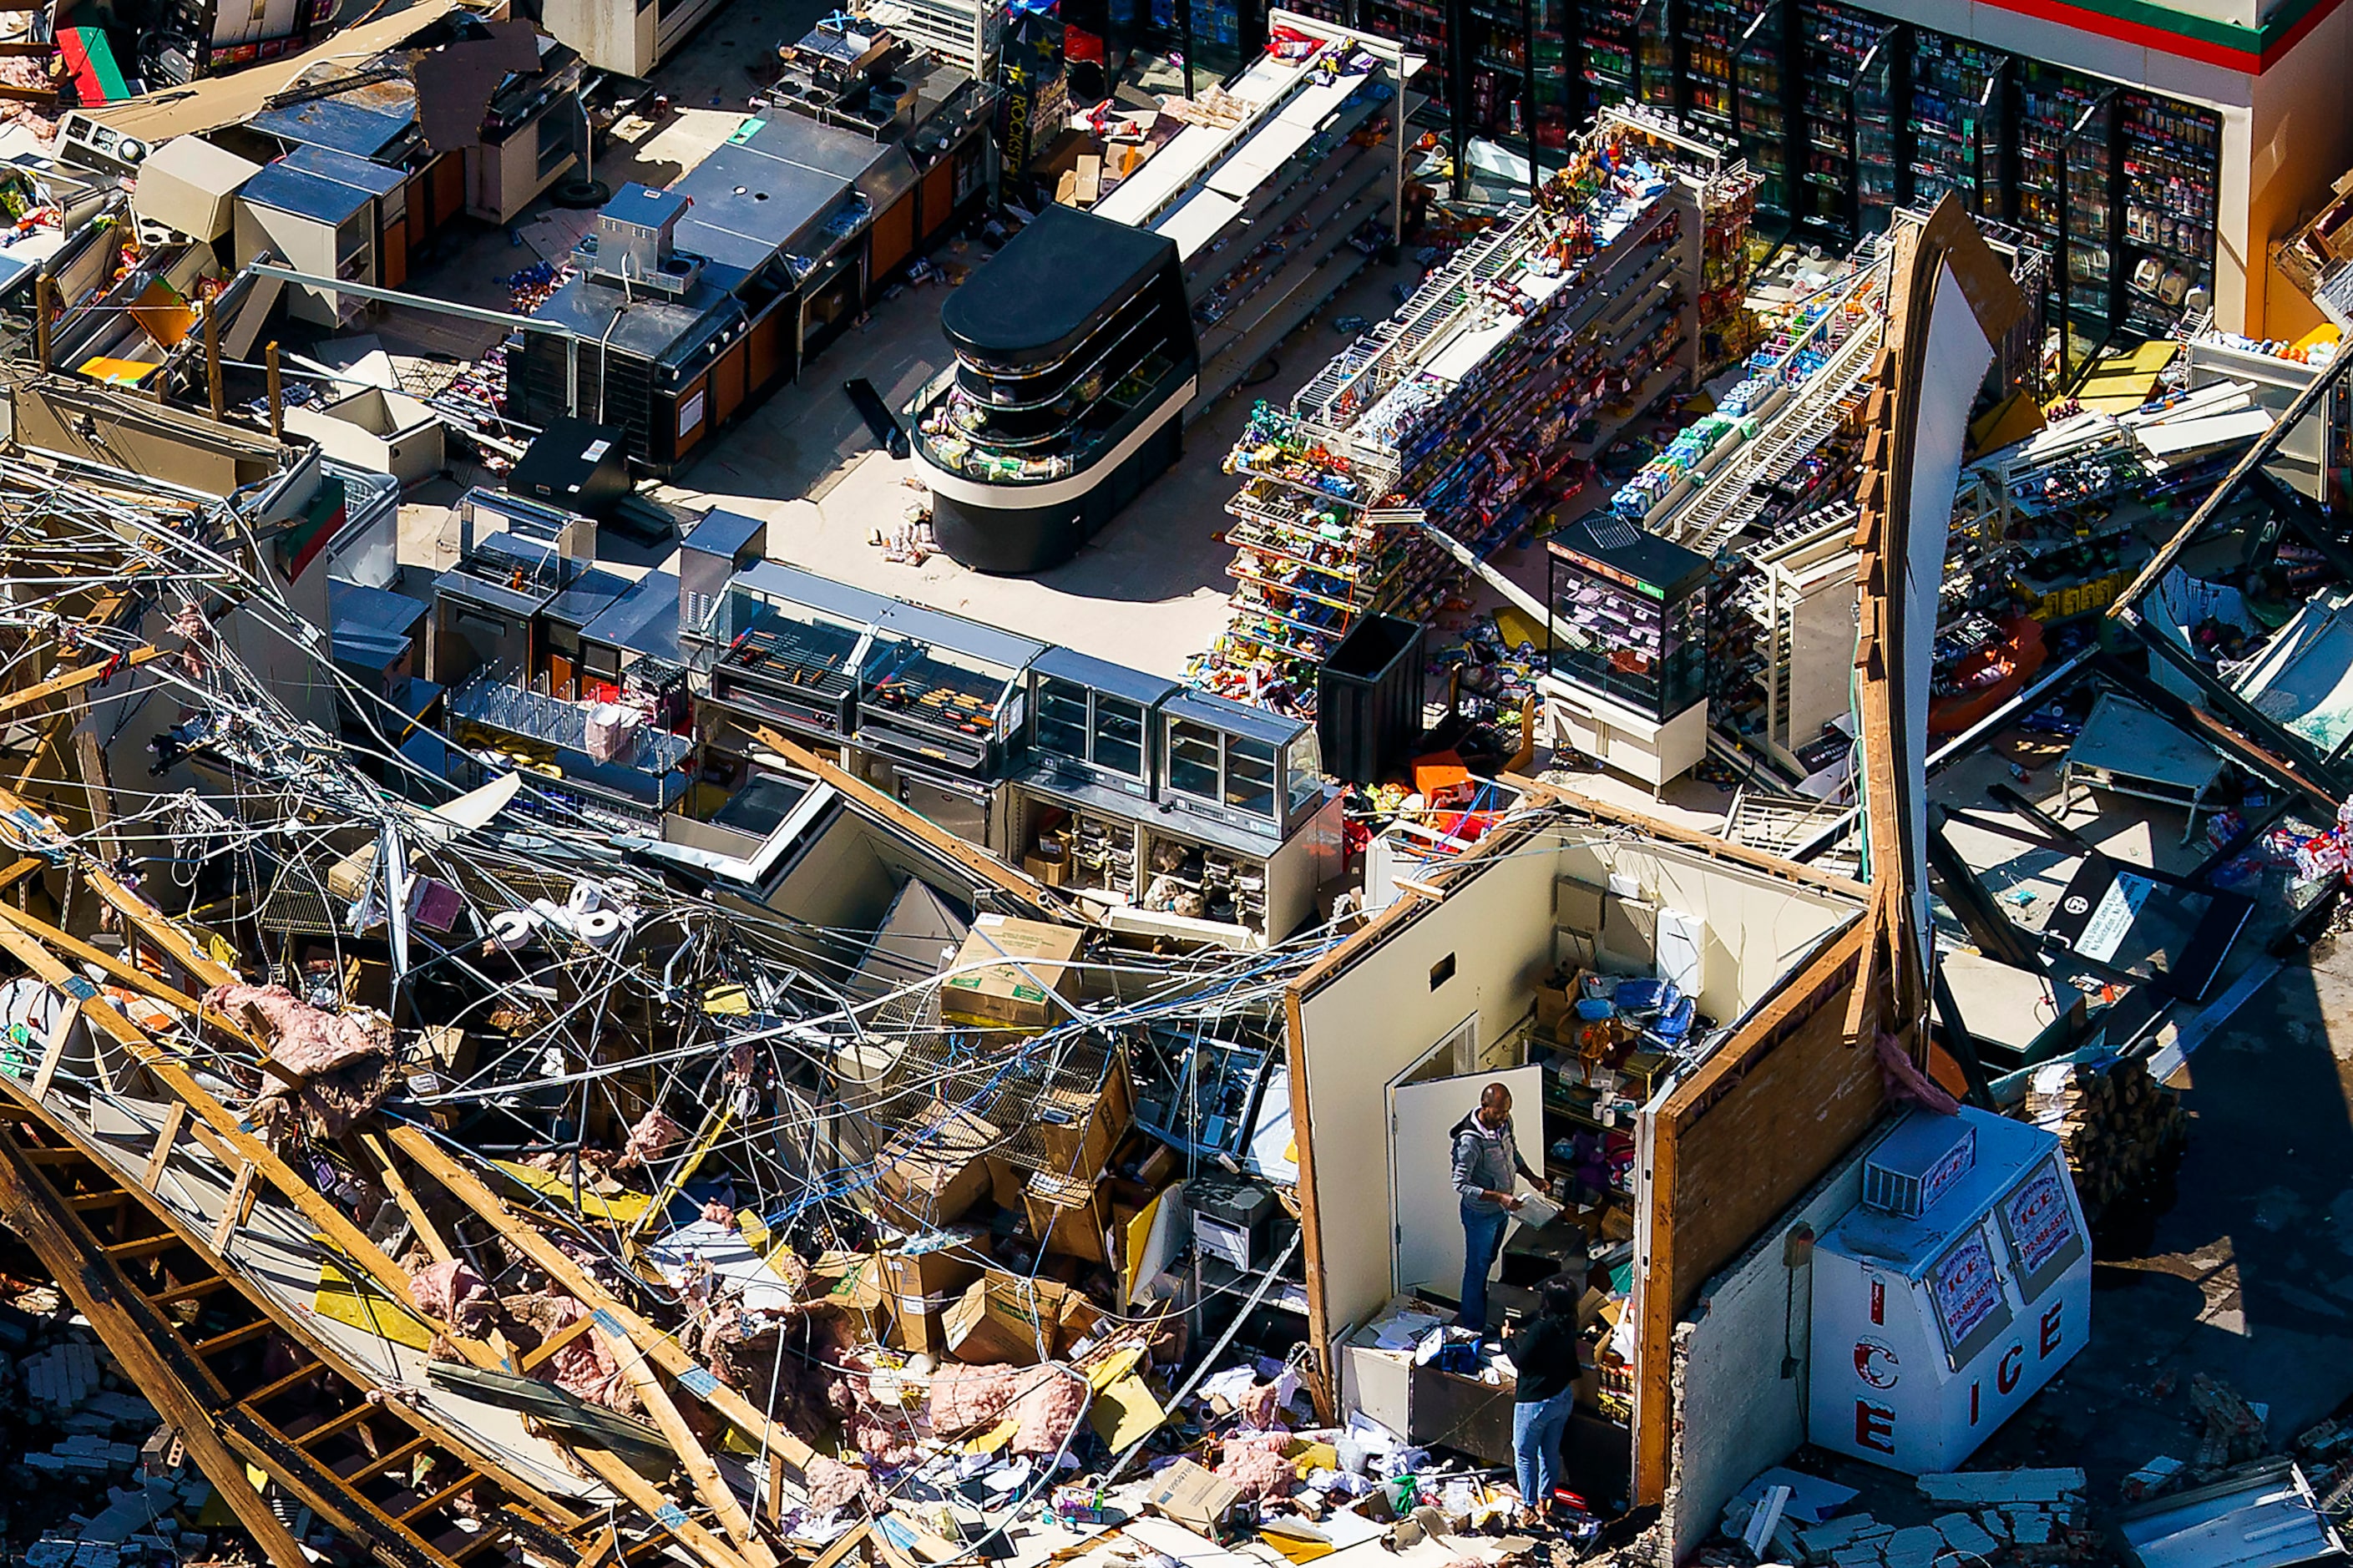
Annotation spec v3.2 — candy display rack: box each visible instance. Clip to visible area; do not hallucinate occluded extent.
[1194,105,1760,716]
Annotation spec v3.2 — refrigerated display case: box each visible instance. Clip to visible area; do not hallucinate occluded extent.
[1582,0,1640,105]
[1546,517,1713,726]
[1636,0,1677,109]
[2118,92,2219,336]
[1733,2,1789,220]
[1797,0,1873,238]
[1852,18,1899,234]
[1681,0,1749,134]
[2018,62,2115,367]
[1905,33,2003,220]
[1363,0,1450,125]
[706,564,887,746]
[1463,0,1570,153]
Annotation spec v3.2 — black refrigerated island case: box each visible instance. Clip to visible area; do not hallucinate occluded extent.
[1546,515,1713,726]
[912,205,1202,574]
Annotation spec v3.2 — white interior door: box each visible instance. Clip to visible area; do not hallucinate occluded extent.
[1389,1062,1541,1302]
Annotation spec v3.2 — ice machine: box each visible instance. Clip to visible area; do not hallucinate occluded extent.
[1810,1105,2092,1474]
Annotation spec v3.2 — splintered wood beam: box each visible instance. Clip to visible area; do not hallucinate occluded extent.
[0,898,212,1015]
[517,1310,596,1372]
[751,726,1055,913]
[210,1161,257,1252]
[0,1074,598,1545]
[0,645,164,722]
[143,1101,188,1190]
[387,1125,818,1484]
[0,921,438,1323]
[13,715,71,791]
[0,1129,311,1568]
[593,1318,779,1568]
[74,860,244,987]
[359,1131,455,1265]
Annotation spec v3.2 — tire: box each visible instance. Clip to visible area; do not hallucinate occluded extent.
[552,179,611,210]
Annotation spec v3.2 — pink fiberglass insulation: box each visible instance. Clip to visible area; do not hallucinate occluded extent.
[1217,1433,1297,1500]
[803,1454,869,1511]
[926,1362,1085,1455]
[527,1292,638,1413]
[620,1108,686,1168]
[410,1257,497,1338]
[204,983,389,1075]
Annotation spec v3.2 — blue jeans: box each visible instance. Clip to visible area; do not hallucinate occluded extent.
[1458,1201,1509,1331]
[1514,1386,1574,1507]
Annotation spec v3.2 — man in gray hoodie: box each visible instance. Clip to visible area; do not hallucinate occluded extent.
[1451,1083,1539,1333]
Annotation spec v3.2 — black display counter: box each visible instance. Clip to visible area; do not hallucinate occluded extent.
[913,205,1201,574]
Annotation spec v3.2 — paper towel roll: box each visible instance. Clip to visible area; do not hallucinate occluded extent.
[488,909,539,950]
[575,909,624,948]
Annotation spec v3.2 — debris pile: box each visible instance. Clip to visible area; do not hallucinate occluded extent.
[1723,1469,2093,1568]
[2022,1057,2187,1216]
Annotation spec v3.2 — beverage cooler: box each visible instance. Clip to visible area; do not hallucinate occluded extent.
[1811,1106,2092,1474]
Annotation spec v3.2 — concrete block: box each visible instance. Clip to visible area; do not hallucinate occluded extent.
[1917,1470,2086,1507]
[1801,1515,1884,1555]
[1934,1514,1999,1558]
[2010,1515,2055,1546]
[1831,1545,1885,1568]
[1883,1525,1944,1568]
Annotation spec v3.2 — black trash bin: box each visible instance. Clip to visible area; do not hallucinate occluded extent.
[1318,614,1425,784]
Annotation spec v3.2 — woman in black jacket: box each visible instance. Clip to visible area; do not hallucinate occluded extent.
[1507,1275,1584,1523]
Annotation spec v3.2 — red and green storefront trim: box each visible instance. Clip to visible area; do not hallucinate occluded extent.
[1976,0,2342,74]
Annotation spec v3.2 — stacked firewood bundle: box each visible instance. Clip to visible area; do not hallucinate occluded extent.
[2022,1056,2189,1217]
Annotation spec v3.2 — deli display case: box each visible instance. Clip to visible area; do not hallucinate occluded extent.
[855,602,1047,776]
[1158,690,1328,840]
[1024,645,1180,802]
[705,561,888,746]
[1003,676,1343,945]
[911,205,1201,574]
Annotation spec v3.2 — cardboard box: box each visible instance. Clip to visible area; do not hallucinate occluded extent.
[1029,1078,1130,1181]
[810,1252,896,1342]
[878,1228,989,1354]
[940,914,1083,1032]
[984,1155,1028,1211]
[1022,851,1072,888]
[1141,1459,1240,1535]
[944,1272,1070,1365]
[874,1101,999,1228]
[1057,1286,1104,1352]
[1024,1171,1111,1265]
[1534,978,1573,1037]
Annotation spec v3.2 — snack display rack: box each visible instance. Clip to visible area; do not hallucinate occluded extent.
[1192,108,1758,711]
[1556,207,2047,780]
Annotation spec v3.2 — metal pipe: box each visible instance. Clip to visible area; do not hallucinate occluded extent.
[1104,1223,1303,1484]
[245,263,579,338]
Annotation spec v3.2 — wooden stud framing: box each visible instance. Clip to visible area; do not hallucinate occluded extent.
[0,1130,311,1568]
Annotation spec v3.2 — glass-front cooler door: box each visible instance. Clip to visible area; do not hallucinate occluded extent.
[1733,0,1789,221]
[1852,22,1900,235]
[1797,0,1869,240]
